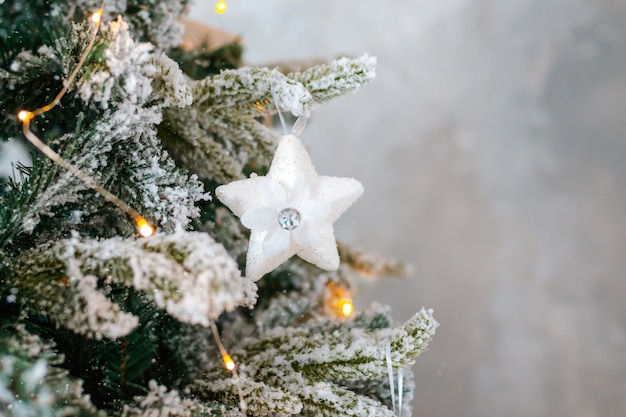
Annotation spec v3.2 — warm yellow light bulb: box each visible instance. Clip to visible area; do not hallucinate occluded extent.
[135,216,155,237]
[216,0,227,14]
[324,282,356,319]
[222,353,236,371]
[341,299,354,317]
[91,9,103,23]
[17,110,33,123]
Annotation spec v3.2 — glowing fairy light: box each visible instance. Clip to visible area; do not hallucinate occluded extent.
[16,3,156,239]
[216,0,227,14]
[340,298,354,317]
[209,321,246,410]
[324,282,355,319]
[210,321,237,372]
[135,216,155,238]
[91,9,103,23]
[17,110,33,123]
[222,353,236,371]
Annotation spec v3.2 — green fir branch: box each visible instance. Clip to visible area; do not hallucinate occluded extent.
[193,67,313,118]
[245,310,435,381]
[288,54,377,104]
[120,380,239,417]
[168,40,243,80]
[7,231,254,338]
[289,380,395,417]
[72,231,256,325]
[340,369,416,414]
[0,321,104,417]
[207,111,278,167]
[193,375,303,417]
[8,241,140,339]
[160,109,246,184]
[192,307,436,416]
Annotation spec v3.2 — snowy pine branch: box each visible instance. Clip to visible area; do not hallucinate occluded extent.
[121,380,235,417]
[389,308,438,369]
[8,241,140,339]
[192,54,376,120]
[79,17,193,110]
[162,54,377,187]
[160,109,247,184]
[0,323,103,416]
[190,308,437,416]
[71,231,257,326]
[1,16,206,245]
[340,368,416,416]
[243,309,437,383]
[194,376,302,417]
[193,67,313,118]
[48,0,187,50]
[0,103,207,244]
[288,381,396,417]
[288,54,377,104]
[6,230,255,339]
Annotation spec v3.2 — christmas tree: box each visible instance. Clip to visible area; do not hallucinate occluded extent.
[0,1,437,416]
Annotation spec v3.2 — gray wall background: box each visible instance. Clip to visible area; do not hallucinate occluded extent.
[201,1,626,416]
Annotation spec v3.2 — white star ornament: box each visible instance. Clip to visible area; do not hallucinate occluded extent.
[216,135,363,281]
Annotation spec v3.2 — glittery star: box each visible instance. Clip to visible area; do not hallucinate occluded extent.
[216,135,363,281]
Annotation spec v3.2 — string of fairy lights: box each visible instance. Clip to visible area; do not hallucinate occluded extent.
[16,1,232,235]
[14,1,365,411]
[17,8,156,239]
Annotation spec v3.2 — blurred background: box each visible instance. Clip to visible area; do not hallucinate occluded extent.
[189,0,626,416]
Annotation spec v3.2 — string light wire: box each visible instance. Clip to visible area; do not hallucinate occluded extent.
[210,321,247,410]
[16,4,155,238]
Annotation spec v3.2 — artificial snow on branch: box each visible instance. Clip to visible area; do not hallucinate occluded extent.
[0,17,209,245]
[288,54,377,104]
[190,307,437,416]
[289,381,396,417]
[194,376,302,417]
[121,380,235,417]
[0,323,103,416]
[61,0,187,50]
[79,16,193,109]
[8,240,139,339]
[193,67,313,118]
[7,230,255,339]
[162,54,378,189]
[72,230,257,325]
[243,308,437,382]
